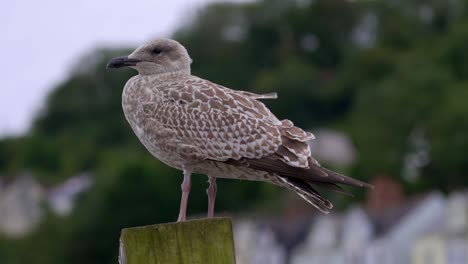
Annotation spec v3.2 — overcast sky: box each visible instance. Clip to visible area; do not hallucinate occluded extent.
[1,0,246,137]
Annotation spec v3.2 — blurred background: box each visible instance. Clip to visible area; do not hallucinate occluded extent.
[1,0,468,263]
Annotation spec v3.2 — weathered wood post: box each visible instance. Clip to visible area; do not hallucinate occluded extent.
[119,217,236,264]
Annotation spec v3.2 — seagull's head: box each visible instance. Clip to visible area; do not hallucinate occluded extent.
[107,38,192,75]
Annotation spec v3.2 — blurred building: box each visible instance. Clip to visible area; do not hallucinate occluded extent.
[234,176,468,264]
[0,173,93,238]
[234,219,258,264]
[47,173,93,216]
[291,214,342,264]
[234,219,286,264]
[412,191,468,264]
[0,174,43,238]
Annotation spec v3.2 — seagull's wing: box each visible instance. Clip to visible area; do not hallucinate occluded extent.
[140,77,288,162]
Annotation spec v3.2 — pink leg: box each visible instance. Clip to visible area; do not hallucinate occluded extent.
[177,169,192,222]
[207,177,217,218]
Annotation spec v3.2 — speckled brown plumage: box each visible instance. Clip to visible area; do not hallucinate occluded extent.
[108,38,372,219]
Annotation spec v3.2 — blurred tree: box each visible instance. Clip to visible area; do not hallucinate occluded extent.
[334,5,468,190]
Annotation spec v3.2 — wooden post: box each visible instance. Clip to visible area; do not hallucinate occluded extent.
[119,217,236,264]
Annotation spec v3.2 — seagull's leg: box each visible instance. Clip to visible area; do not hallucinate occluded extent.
[177,169,192,222]
[207,176,217,218]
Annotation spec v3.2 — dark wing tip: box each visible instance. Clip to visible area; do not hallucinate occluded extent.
[319,166,373,189]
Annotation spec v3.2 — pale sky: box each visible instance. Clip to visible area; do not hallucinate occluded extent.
[1,0,246,137]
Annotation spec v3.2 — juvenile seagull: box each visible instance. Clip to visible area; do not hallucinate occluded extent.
[107,39,372,221]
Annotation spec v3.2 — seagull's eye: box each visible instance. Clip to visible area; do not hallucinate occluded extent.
[152,48,163,55]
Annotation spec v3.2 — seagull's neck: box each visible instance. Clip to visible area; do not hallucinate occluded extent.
[140,70,190,82]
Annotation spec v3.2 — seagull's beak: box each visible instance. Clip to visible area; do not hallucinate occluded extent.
[106,56,141,69]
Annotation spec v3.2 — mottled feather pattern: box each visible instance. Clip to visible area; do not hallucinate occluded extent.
[122,71,371,211]
[124,73,312,168]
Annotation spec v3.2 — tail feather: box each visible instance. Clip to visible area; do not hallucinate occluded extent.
[224,156,373,213]
[277,176,333,213]
[320,167,373,189]
[312,181,354,197]
[244,156,371,189]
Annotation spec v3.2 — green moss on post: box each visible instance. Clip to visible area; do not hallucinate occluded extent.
[119,217,236,264]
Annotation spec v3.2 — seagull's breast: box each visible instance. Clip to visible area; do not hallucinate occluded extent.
[121,75,187,170]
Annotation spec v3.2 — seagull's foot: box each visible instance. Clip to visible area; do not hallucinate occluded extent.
[177,170,192,222]
[207,176,217,218]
